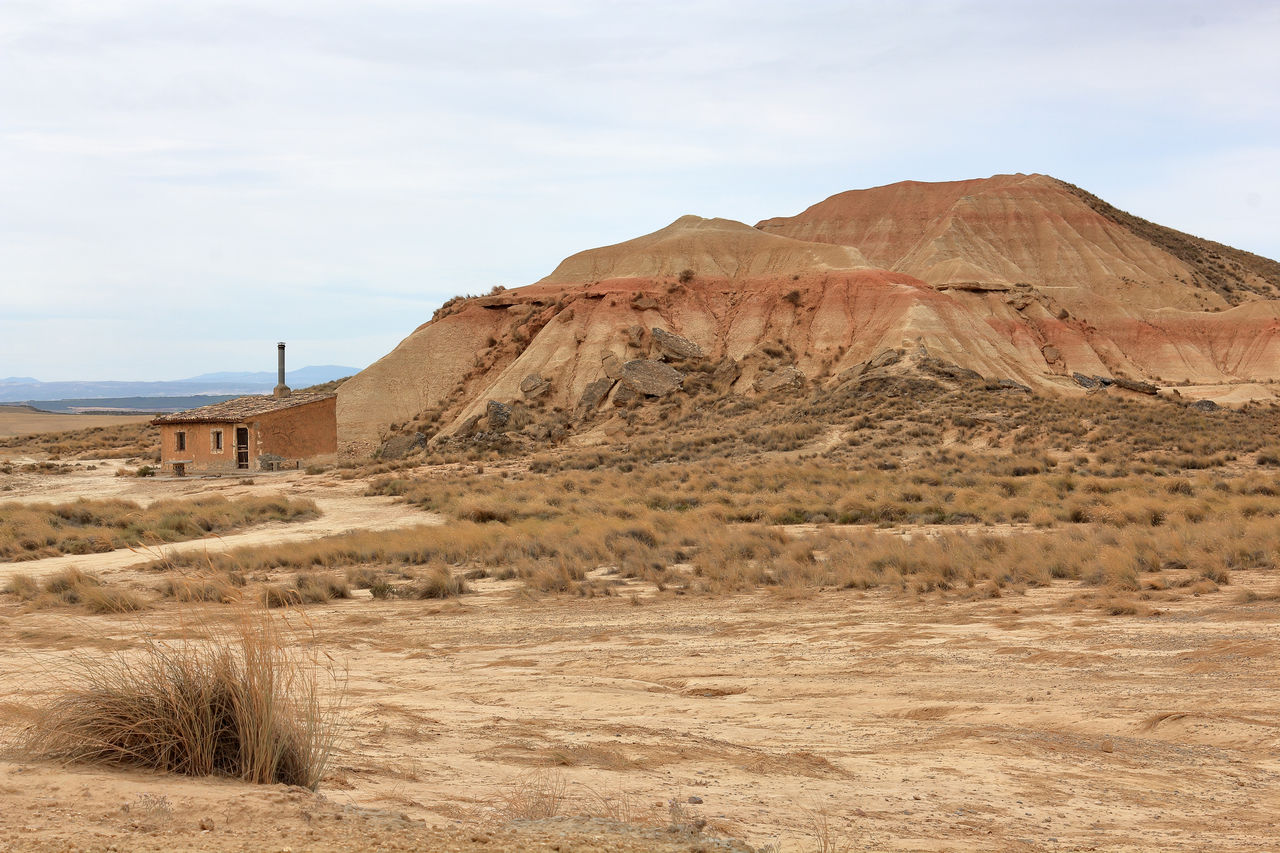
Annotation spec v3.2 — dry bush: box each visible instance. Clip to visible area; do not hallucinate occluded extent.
[410,565,471,599]
[19,611,342,789]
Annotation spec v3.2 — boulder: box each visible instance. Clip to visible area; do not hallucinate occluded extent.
[455,414,484,437]
[621,359,683,397]
[612,383,639,406]
[379,432,425,460]
[712,358,741,390]
[1041,345,1062,363]
[1191,399,1219,412]
[486,400,511,431]
[632,295,658,311]
[601,352,624,379]
[997,379,1032,393]
[577,378,616,411]
[652,327,704,360]
[753,366,805,393]
[519,373,550,399]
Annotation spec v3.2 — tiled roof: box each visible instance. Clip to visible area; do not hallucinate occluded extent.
[152,392,334,424]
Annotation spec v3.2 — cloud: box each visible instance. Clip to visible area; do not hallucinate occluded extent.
[1,1,1278,379]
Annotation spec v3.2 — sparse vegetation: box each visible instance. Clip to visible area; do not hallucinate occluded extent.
[19,611,342,789]
[0,494,319,561]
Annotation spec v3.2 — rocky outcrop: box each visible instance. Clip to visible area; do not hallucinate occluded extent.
[486,400,511,431]
[620,360,683,397]
[753,366,805,393]
[652,327,704,360]
[1113,377,1159,396]
[577,378,615,411]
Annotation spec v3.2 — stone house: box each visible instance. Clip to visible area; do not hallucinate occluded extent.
[152,392,337,475]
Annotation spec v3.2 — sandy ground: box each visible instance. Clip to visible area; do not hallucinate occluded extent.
[0,564,1277,850]
[0,467,1278,851]
[0,410,154,438]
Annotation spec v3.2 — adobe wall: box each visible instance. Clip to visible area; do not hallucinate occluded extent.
[158,423,251,474]
[256,397,337,461]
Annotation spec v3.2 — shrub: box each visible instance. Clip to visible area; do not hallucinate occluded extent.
[20,612,342,789]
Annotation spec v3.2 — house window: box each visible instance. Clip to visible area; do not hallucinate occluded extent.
[212,429,224,452]
[175,431,186,452]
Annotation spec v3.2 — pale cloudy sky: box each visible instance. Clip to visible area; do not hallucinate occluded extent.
[2,0,1278,380]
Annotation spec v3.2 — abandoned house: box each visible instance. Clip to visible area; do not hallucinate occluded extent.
[152,343,337,475]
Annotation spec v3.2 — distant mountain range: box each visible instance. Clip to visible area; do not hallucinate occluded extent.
[0,365,360,404]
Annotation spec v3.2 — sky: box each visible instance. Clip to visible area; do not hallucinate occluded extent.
[2,1,1278,381]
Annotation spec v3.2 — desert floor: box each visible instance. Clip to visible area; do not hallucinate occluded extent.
[0,464,1277,852]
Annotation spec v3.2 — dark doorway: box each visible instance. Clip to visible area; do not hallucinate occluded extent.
[235,427,249,469]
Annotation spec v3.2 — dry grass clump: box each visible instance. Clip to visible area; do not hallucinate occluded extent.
[0,494,319,561]
[259,573,352,608]
[5,567,150,614]
[19,611,342,789]
[159,572,245,604]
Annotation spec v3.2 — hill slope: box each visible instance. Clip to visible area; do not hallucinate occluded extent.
[337,175,1280,456]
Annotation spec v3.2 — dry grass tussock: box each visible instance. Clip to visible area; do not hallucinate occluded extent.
[0,493,319,561]
[14,610,343,789]
[5,567,150,614]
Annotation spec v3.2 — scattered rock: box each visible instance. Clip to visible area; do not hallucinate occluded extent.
[625,325,648,348]
[612,383,639,406]
[577,378,616,410]
[378,432,425,460]
[519,373,550,398]
[1113,376,1159,395]
[869,349,902,369]
[753,366,805,393]
[455,414,484,437]
[486,400,511,430]
[1191,399,1219,412]
[602,352,624,380]
[1072,372,1101,390]
[711,358,741,391]
[621,360,683,397]
[652,327,704,360]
